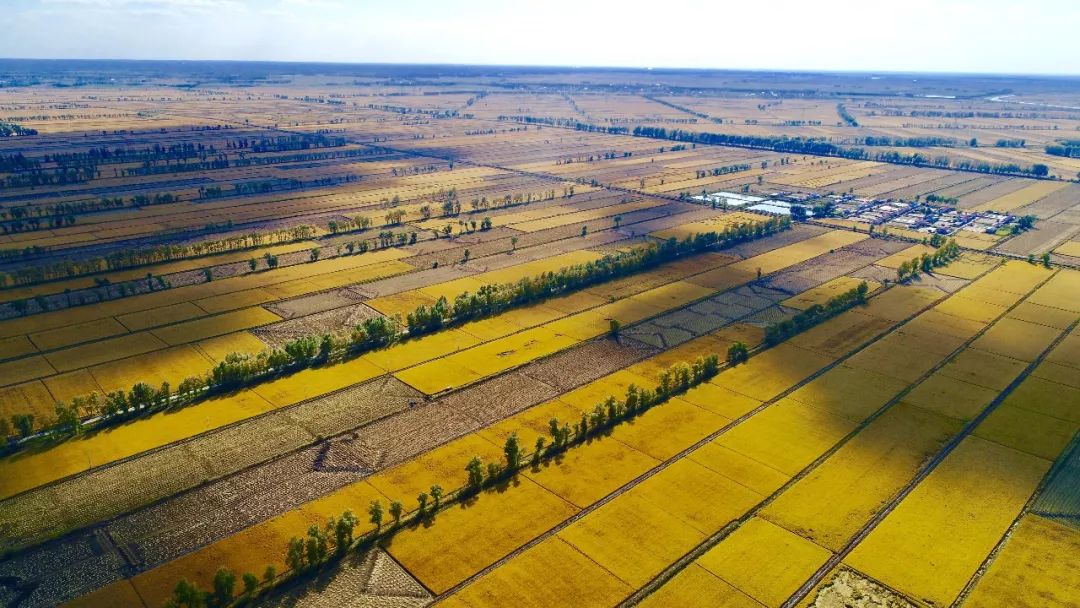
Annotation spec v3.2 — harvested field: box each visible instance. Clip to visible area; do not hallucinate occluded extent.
[3,65,1078,608]
[1030,437,1080,530]
[253,549,431,608]
[253,302,383,348]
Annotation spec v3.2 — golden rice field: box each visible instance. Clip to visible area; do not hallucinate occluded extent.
[41,254,1078,608]
[0,73,1077,608]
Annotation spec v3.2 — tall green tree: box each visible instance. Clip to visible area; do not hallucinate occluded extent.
[504,432,522,470]
[389,500,404,527]
[466,456,485,491]
[369,500,384,531]
[211,568,235,606]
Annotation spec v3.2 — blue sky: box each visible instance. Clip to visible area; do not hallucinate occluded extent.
[4,0,1079,75]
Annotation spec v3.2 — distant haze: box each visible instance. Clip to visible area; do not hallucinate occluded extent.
[4,0,1079,75]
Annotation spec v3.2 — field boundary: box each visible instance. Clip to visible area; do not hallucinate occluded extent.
[617,259,1026,605]
[780,282,1074,607]
[950,414,1080,607]
[434,267,958,602]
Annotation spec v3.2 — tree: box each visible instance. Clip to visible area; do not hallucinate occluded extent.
[532,436,546,467]
[262,565,276,584]
[510,236,518,251]
[286,536,306,571]
[608,318,621,338]
[171,579,205,608]
[318,333,334,361]
[466,455,485,491]
[306,523,328,564]
[430,484,443,511]
[129,382,156,409]
[310,248,320,262]
[504,432,522,470]
[727,341,750,365]
[12,413,33,438]
[463,249,470,262]
[369,499,384,531]
[335,510,357,551]
[248,258,257,272]
[389,500,404,527]
[898,260,912,280]
[1042,252,1052,268]
[54,402,81,434]
[581,226,588,237]
[416,492,428,516]
[614,215,623,228]
[242,572,258,597]
[211,568,235,606]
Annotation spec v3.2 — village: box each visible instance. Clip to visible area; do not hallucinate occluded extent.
[691,190,1022,236]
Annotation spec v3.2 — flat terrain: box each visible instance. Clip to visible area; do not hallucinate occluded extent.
[0,62,1077,608]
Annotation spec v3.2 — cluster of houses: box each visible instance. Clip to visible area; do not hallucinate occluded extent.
[693,190,1015,236]
[828,195,1013,235]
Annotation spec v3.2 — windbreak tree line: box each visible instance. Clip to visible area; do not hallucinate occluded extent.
[167,354,722,608]
[896,239,961,282]
[764,281,870,345]
[0,225,317,288]
[630,126,1053,177]
[3,218,788,449]
[406,216,790,337]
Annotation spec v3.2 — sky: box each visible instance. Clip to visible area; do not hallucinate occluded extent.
[3,0,1079,75]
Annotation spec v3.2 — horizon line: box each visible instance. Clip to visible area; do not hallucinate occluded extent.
[1,57,1078,80]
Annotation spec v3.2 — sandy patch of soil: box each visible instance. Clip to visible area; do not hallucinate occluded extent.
[808,568,916,608]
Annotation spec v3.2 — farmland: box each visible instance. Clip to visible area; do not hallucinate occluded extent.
[0,62,1077,608]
